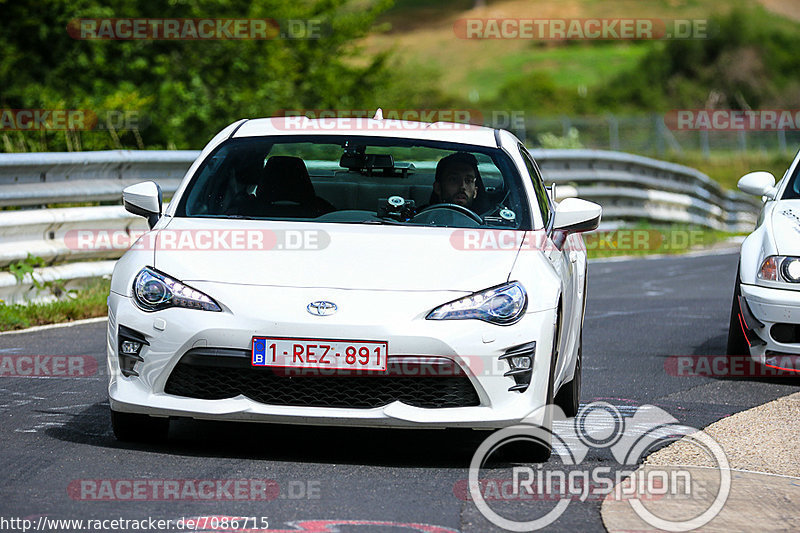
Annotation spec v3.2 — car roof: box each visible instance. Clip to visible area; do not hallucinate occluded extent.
[231,117,500,147]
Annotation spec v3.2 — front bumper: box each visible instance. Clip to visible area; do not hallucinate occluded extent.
[107,286,556,429]
[740,283,800,369]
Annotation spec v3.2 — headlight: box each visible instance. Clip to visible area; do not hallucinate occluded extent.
[782,258,800,282]
[132,267,221,312]
[426,282,527,325]
[758,256,800,284]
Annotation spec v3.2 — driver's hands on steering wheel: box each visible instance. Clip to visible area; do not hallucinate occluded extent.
[414,203,483,225]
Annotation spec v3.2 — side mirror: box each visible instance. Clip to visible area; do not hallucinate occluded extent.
[123,181,162,229]
[553,198,601,233]
[738,171,777,199]
[546,182,556,201]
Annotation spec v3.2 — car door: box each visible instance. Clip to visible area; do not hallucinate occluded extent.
[519,145,577,380]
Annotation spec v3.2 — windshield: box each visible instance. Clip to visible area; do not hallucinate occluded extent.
[781,151,800,200]
[174,135,531,229]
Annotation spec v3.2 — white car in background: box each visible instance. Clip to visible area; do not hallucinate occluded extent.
[728,148,800,372]
[107,114,601,455]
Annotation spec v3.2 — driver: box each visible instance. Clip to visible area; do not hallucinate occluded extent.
[429,152,490,212]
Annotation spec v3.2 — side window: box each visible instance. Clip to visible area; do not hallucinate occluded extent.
[518,145,552,228]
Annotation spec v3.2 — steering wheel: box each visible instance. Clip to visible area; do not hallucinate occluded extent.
[414,203,483,224]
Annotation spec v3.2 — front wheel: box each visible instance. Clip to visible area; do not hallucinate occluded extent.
[555,333,581,418]
[496,315,559,464]
[111,409,169,442]
[527,311,562,462]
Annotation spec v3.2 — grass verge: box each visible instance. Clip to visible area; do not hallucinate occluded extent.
[0,278,109,332]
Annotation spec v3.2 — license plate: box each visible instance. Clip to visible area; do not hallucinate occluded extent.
[252,336,388,372]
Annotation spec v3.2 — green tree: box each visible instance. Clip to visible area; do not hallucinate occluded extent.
[0,0,434,150]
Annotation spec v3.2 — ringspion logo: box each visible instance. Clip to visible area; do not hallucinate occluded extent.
[468,402,730,530]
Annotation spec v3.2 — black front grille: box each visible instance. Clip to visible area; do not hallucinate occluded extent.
[164,349,480,409]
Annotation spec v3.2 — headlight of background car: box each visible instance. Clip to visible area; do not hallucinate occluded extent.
[132,267,221,312]
[757,256,800,284]
[427,282,527,325]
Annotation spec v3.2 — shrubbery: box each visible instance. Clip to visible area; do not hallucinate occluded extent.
[487,7,800,114]
[0,0,443,151]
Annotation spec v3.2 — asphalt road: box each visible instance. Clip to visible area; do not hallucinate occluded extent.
[1,251,798,533]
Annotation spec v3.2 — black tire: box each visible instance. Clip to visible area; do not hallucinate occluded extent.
[111,409,169,442]
[492,366,554,464]
[495,310,559,464]
[530,309,562,462]
[555,332,582,418]
[531,368,555,462]
[726,269,749,357]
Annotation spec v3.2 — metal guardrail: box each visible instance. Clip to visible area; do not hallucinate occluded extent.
[0,205,148,266]
[0,149,761,304]
[531,149,761,232]
[0,150,194,207]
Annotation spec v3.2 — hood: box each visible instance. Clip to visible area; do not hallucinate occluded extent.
[152,217,522,292]
[770,200,800,256]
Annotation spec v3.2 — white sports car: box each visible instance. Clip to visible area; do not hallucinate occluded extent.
[107,115,601,446]
[728,149,800,372]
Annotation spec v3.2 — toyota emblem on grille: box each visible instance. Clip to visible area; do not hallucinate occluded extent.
[307,301,337,316]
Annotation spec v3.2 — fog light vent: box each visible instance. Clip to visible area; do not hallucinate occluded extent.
[499,341,536,392]
[118,325,148,377]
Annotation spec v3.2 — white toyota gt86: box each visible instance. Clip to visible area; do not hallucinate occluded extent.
[728,148,800,372]
[107,115,602,446]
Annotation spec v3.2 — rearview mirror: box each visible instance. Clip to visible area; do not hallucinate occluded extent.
[123,181,162,229]
[553,198,601,233]
[738,171,777,200]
